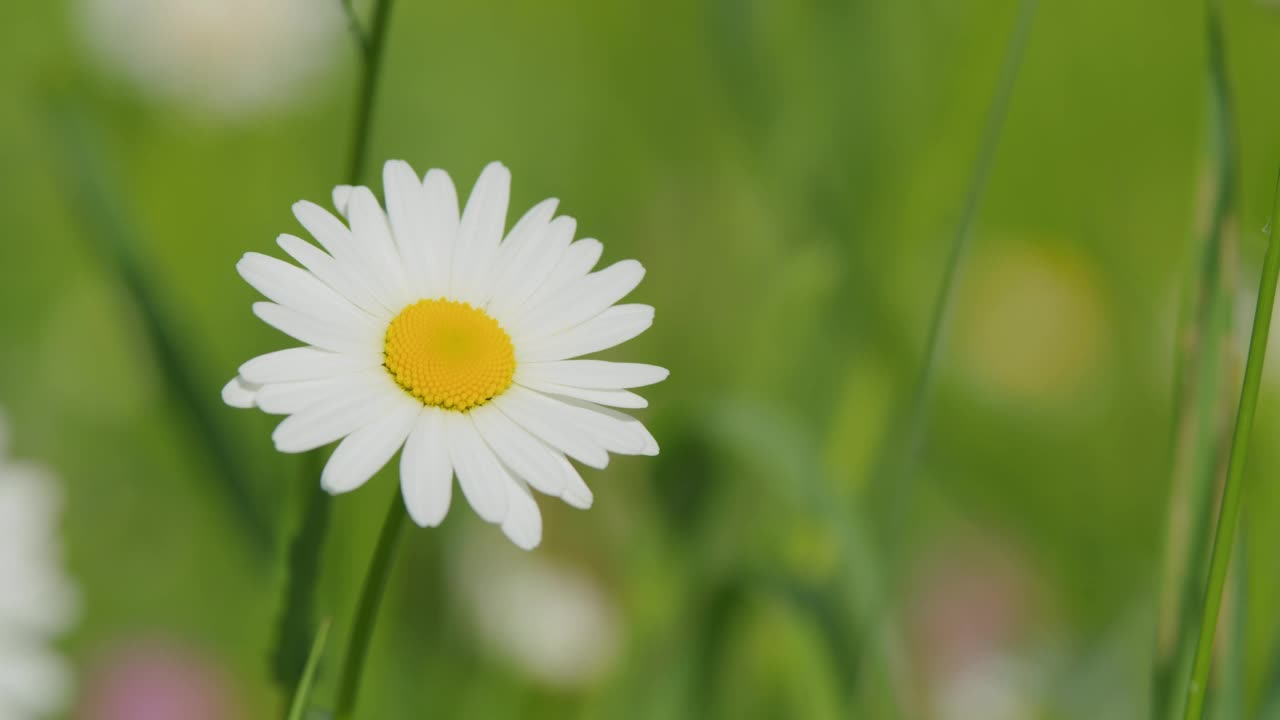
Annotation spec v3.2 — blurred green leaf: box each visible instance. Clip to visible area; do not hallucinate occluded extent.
[272,459,333,696]
[45,98,273,558]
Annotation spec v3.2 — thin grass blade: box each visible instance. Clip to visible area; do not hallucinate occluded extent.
[286,618,333,720]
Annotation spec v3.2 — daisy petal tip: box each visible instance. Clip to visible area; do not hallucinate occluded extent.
[422,167,451,184]
[319,470,352,495]
[404,499,447,529]
[482,160,511,176]
[270,434,306,455]
[383,158,416,177]
[563,489,594,510]
[503,524,542,551]
[221,377,258,409]
[332,185,354,215]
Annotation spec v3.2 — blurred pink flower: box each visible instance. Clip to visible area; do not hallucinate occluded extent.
[908,534,1035,679]
[907,533,1049,720]
[77,641,240,720]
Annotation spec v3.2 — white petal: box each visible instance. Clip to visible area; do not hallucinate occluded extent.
[551,451,594,509]
[320,396,420,494]
[277,234,392,319]
[450,162,510,304]
[517,304,654,363]
[253,302,380,355]
[470,403,566,497]
[272,380,402,453]
[484,198,560,308]
[254,368,386,415]
[333,185,354,217]
[522,238,603,309]
[520,382,647,409]
[347,185,412,306]
[500,476,542,550]
[222,376,260,408]
[540,393,655,456]
[422,168,460,298]
[239,347,383,385]
[488,215,575,325]
[237,252,378,331]
[294,200,357,262]
[383,160,431,297]
[514,260,645,343]
[516,360,668,389]
[444,411,510,523]
[490,386,609,469]
[293,200,400,311]
[400,407,452,527]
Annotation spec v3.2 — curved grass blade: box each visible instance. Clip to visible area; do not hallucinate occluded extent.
[287,618,333,720]
[706,399,912,717]
[866,0,1039,552]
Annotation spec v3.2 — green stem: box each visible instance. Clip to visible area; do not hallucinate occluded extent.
[272,0,397,703]
[346,0,397,185]
[335,493,409,720]
[339,0,369,53]
[1182,169,1280,720]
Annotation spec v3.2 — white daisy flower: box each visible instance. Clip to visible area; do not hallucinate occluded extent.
[76,0,343,120]
[0,411,78,719]
[223,161,666,549]
[451,529,620,688]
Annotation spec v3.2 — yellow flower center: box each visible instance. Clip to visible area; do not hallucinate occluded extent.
[384,299,516,412]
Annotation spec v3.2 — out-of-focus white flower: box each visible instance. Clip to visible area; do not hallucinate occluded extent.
[223,161,666,550]
[76,0,345,119]
[935,654,1040,720]
[0,411,77,720]
[451,529,621,688]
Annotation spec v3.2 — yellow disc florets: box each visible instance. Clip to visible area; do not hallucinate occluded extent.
[384,299,516,412]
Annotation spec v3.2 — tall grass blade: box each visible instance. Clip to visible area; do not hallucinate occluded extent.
[1181,168,1280,720]
[1154,1,1241,715]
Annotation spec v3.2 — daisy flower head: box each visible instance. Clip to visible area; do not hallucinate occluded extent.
[0,410,78,719]
[224,161,667,549]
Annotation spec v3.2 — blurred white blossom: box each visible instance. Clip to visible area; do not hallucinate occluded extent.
[451,529,621,688]
[76,0,345,120]
[0,411,77,720]
[935,654,1041,720]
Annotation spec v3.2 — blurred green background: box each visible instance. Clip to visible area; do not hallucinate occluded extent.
[7,0,1280,717]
